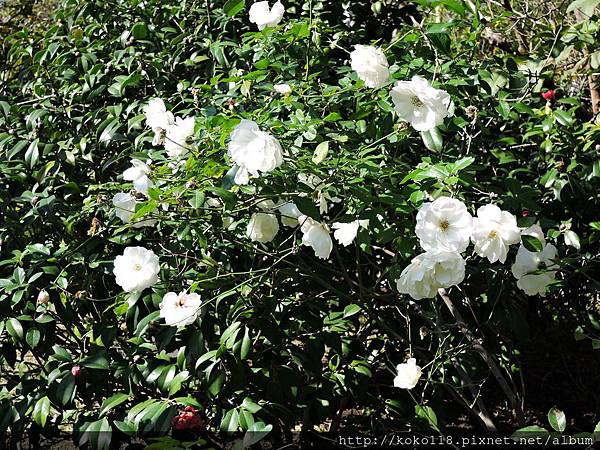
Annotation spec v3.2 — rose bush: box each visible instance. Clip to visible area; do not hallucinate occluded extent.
[1,0,600,448]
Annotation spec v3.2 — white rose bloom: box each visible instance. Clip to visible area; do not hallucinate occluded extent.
[390,75,451,131]
[144,98,174,145]
[511,226,558,296]
[122,159,153,194]
[247,212,279,243]
[350,45,390,89]
[112,193,156,228]
[471,204,520,263]
[249,1,285,30]
[113,246,160,293]
[228,120,284,185]
[159,291,202,327]
[393,358,422,390]
[274,83,292,95]
[299,215,333,259]
[396,251,465,300]
[165,116,195,159]
[415,196,473,253]
[277,201,302,227]
[331,219,369,247]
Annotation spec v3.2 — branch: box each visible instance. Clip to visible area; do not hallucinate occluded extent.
[438,288,524,425]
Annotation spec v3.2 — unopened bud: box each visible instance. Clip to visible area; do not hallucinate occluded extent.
[37,290,50,305]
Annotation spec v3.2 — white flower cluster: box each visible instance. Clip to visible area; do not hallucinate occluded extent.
[245,198,367,260]
[106,5,560,335]
[349,45,451,131]
[397,197,558,300]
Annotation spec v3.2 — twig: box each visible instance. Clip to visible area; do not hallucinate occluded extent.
[438,288,525,425]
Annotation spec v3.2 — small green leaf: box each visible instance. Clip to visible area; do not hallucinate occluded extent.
[188,190,205,209]
[242,421,273,447]
[511,425,550,440]
[131,22,148,39]
[564,230,580,250]
[566,0,600,17]
[343,304,361,318]
[100,393,131,417]
[312,141,329,164]
[26,328,41,348]
[57,375,76,406]
[223,0,245,16]
[548,407,566,432]
[33,396,51,428]
[240,327,252,360]
[421,128,443,151]
[6,318,23,340]
[522,234,543,253]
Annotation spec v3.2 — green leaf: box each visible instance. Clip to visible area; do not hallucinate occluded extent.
[188,190,205,209]
[343,304,361,318]
[240,327,252,360]
[220,408,239,432]
[242,422,273,447]
[131,22,148,39]
[33,396,51,428]
[421,128,443,151]
[522,235,543,253]
[80,353,109,370]
[26,328,41,348]
[100,393,131,417]
[511,425,550,440]
[564,230,580,250]
[548,407,566,433]
[6,318,23,340]
[566,0,600,17]
[57,375,76,406]
[554,110,574,127]
[312,141,329,164]
[415,405,439,431]
[223,0,245,16]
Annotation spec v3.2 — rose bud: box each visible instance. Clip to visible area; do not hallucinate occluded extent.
[541,90,555,101]
[37,290,50,305]
[71,365,81,377]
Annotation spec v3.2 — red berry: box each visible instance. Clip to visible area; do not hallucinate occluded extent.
[71,365,81,377]
[541,90,555,100]
[522,210,530,217]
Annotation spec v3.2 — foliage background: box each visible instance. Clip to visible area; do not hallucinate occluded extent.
[1,0,600,447]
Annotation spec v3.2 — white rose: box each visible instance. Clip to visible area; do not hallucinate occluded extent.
[396,251,465,300]
[247,212,279,243]
[249,1,285,30]
[113,246,160,293]
[274,83,292,95]
[299,215,333,259]
[350,45,390,89]
[511,226,558,296]
[112,193,156,228]
[165,116,195,159]
[471,204,520,263]
[331,219,369,247]
[122,159,153,194]
[393,358,422,390]
[159,291,202,327]
[277,200,302,227]
[228,120,284,185]
[415,196,473,253]
[144,98,174,145]
[390,75,451,131]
